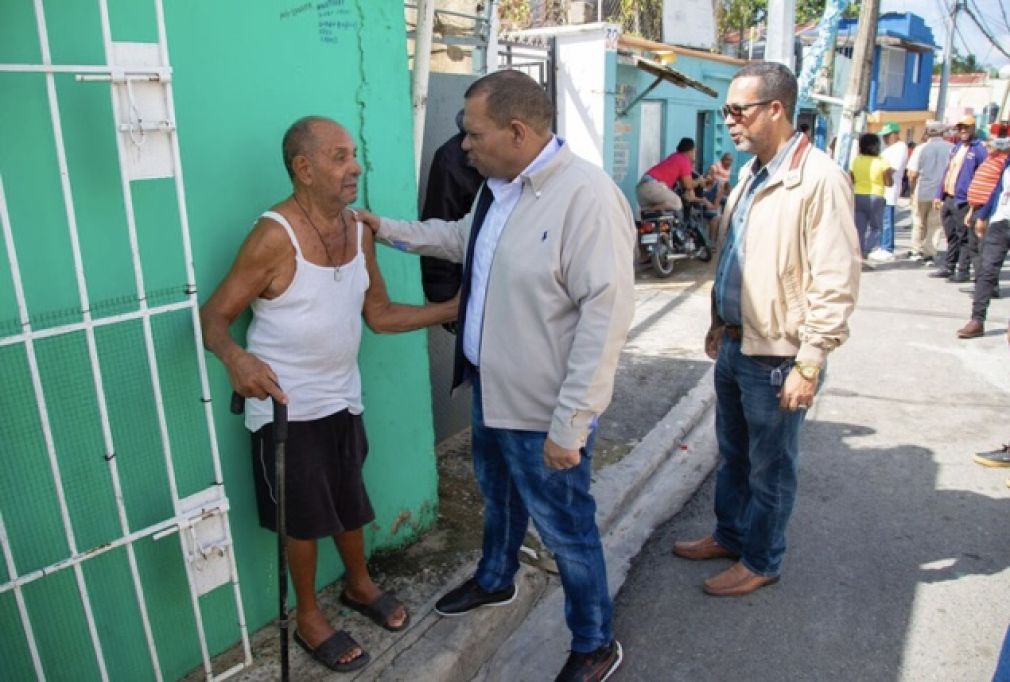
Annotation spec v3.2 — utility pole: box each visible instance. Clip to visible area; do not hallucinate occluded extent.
[935,0,960,123]
[765,0,798,71]
[411,0,436,183]
[835,0,880,168]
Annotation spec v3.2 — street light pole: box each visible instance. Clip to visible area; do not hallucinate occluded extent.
[835,0,880,168]
[935,0,960,123]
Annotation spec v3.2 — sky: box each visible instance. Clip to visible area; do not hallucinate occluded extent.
[880,0,1010,70]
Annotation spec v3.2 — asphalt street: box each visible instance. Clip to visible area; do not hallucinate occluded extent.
[612,225,1010,681]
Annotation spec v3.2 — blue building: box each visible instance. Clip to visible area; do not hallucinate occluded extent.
[828,12,938,139]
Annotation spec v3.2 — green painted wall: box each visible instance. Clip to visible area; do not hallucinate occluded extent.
[0,1,436,679]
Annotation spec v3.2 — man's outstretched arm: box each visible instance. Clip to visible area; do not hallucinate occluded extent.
[357,208,470,264]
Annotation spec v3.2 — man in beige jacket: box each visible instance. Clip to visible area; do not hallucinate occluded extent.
[673,62,861,597]
[364,70,634,681]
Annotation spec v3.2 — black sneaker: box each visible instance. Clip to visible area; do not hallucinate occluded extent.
[974,444,1010,468]
[434,577,517,616]
[929,268,952,278]
[555,640,623,682]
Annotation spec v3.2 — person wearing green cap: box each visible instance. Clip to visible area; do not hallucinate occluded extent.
[868,122,907,262]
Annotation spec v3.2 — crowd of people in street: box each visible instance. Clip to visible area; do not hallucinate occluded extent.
[848,115,1009,349]
[195,55,1008,680]
[843,113,1010,487]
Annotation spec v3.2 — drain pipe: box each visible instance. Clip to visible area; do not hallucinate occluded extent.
[412,0,436,183]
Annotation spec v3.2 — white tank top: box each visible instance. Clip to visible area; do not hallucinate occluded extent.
[244,210,369,431]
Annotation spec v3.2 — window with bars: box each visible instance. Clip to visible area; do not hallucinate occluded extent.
[878,47,906,103]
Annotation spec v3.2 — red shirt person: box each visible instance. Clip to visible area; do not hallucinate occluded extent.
[636,137,699,212]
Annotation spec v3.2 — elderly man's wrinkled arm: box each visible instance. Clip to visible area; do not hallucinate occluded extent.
[361,228,458,333]
[199,221,290,404]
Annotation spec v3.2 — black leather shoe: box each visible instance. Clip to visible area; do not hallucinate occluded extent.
[948,272,969,283]
[929,269,952,278]
[555,641,623,682]
[434,578,517,616]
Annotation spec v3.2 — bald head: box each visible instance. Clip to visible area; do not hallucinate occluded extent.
[282,116,344,180]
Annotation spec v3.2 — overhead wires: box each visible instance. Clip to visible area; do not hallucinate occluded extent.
[962,0,1010,61]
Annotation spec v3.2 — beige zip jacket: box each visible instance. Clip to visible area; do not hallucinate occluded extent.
[715,138,861,365]
[378,144,635,450]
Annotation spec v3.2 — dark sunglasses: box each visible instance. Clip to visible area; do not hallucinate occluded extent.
[721,100,774,119]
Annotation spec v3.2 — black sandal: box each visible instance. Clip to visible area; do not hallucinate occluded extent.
[293,630,370,672]
[339,590,411,632]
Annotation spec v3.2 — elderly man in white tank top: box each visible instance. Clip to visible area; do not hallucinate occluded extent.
[200,117,456,673]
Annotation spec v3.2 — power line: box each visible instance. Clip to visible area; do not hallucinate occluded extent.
[932,0,954,56]
[968,0,1010,36]
[945,1,975,64]
[974,0,1010,32]
[962,2,1010,60]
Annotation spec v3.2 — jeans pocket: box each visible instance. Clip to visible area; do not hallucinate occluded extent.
[744,355,795,387]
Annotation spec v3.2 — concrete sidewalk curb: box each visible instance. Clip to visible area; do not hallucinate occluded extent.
[360,366,717,681]
[595,365,716,537]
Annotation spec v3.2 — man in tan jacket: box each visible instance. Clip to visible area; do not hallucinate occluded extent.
[364,70,634,681]
[673,62,861,597]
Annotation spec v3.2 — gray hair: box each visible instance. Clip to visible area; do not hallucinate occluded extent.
[464,70,553,133]
[731,61,798,120]
[282,115,333,180]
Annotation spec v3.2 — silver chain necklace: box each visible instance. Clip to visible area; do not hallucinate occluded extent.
[293,194,348,281]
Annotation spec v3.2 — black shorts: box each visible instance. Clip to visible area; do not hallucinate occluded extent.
[251,409,374,540]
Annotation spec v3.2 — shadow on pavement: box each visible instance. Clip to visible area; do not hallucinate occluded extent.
[612,418,1009,681]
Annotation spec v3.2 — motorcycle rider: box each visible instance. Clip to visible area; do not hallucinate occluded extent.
[636,137,700,215]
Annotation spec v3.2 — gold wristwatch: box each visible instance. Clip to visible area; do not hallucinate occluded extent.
[794,362,821,381]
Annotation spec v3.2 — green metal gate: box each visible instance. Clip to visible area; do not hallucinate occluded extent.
[1,1,250,679]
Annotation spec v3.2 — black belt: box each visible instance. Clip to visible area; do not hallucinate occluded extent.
[723,325,743,340]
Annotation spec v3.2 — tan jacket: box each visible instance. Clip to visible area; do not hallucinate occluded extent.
[379,144,635,449]
[715,138,861,365]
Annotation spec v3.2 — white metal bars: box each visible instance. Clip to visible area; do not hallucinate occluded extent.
[151,0,253,668]
[0,0,250,679]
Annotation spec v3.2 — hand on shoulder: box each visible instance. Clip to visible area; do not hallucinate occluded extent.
[356,208,381,234]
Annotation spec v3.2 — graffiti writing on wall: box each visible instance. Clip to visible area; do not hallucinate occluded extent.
[611,83,637,184]
[316,0,358,43]
[280,0,358,44]
[279,2,313,20]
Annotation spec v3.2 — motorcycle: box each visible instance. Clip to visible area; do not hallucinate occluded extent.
[636,203,712,278]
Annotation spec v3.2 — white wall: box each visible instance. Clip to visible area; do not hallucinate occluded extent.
[554,29,609,167]
[929,79,1010,124]
[662,0,717,50]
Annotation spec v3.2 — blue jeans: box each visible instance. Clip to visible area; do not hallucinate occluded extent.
[995,623,1010,682]
[712,336,819,577]
[881,204,896,252]
[854,194,884,256]
[471,376,611,653]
